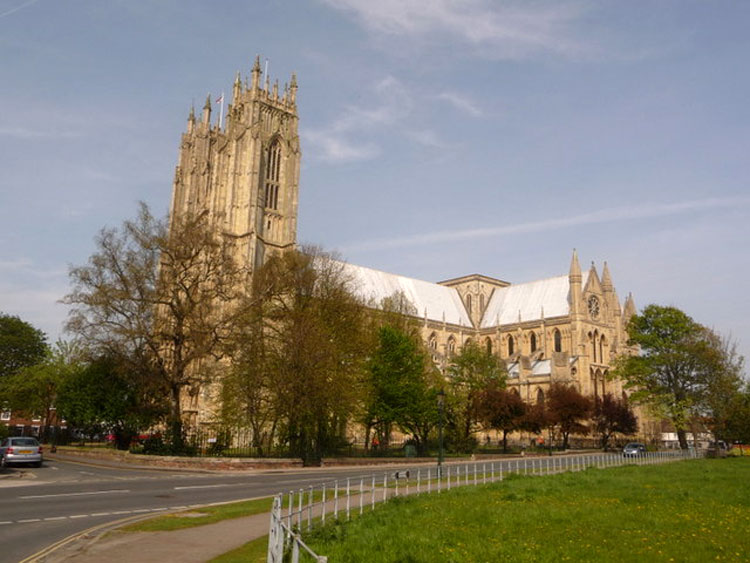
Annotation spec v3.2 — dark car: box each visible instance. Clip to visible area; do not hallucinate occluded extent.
[622,442,646,457]
[0,437,43,468]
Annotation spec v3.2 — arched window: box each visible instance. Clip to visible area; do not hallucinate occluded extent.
[428,333,437,351]
[264,140,282,210]
[599,335,606,363]
[479,294,485,312]
[536,388,545,405]
[447,337,456,356]
[485,337,492,355]
[510,387,520,396]
[466,294,472,315]
[553,329,562,353]
[530,332,537,353]
[508,335,515,356]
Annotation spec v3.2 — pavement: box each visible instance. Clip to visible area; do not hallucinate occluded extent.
[38,510,271,563]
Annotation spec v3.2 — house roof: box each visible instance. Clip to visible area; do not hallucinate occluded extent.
[480,272,589,328]
[341,262,472,326]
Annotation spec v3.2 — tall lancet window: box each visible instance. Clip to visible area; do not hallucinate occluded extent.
[264,140,282,210]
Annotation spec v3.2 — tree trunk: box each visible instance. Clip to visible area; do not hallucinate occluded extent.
[676,427,689,450]
[502,429,508,453]
[169,384,184,452]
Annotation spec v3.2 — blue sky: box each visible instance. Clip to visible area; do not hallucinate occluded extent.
[1,0,748,367]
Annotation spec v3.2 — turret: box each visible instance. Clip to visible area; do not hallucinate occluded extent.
[201,94,211,126]
[187,105,195,134]
[569,249,582,319]
[289,73,298,105]
[232,71,242,102]
[251,55,261,90]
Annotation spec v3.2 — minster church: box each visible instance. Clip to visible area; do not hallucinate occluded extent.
[170,59,637,425]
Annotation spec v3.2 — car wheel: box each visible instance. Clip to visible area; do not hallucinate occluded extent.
[0,456,6,470]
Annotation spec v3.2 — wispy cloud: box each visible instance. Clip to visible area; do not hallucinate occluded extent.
[322,0,588,60]
[436,92,483,117]
[0,0,39,20]
[343,196,750,252]
[303,75,413,162]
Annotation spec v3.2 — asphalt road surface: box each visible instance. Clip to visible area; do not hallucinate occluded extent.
[0,456,437,562]
[0,452,618,562]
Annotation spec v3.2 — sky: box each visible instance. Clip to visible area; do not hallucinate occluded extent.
[1,0,749,368]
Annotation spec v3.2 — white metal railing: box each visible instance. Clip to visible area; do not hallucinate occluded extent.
[266,448,703,562]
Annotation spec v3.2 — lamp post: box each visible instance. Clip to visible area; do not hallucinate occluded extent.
[437,389,445,476]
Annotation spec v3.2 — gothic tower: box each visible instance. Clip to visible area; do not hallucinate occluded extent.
[169,56,300,271]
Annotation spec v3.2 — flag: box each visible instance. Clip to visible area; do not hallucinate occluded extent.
[215,94,224,104]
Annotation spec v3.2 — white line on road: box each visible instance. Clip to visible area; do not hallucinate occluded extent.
[18,518,40,523]
[173,484,230,490]
[131,509,151,513]
[0,521,12,525]
[19,489,130,499]
[90,512,112,517]
[44,517,67,521]
[69,515,89,519]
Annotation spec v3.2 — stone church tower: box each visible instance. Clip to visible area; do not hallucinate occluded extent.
[170,56,300,271]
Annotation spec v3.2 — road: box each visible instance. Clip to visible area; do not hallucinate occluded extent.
[0,456,435,563]
[0,452,625,562]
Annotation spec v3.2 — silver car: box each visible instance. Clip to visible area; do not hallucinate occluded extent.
[622,442,646,458]
[0,437,43,468]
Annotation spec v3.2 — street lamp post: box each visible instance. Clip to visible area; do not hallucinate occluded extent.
[437,389,445,476]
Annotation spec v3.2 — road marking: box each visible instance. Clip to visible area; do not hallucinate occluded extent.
[18,518,40,523]
[0,521,12,525]
[44,516,67,521]
[174,483,230,490]
[131,509,151,513]
[69,515,89,519]
[91,512,112,516]
[19,489,130,499]
[112,510,132,515]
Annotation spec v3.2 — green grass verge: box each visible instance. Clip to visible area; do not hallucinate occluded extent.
[209,535,268,563]
[305,458,750,562]
[121,497,274,532]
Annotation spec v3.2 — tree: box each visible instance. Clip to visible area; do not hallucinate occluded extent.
[614,305,744,450]
[258,248,369,465]
[447,342,507,451]
[546,383,592,450]
[56,355,167,449]
[1,342,76,440]
[591,393,638,451]
[474,386,526,452]
[0,313,47,380]
[365,324,440,455]
[710,386,750,445]
[64,203,250,451]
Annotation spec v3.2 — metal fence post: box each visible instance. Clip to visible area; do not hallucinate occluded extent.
[307,485,313,531]
[371,475,376,510]
[322,484,326,526]
[297,489,303,529]
[383,473,388,503]
[359,477,363,516]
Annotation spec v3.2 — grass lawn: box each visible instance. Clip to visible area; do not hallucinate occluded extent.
[121,497,274,532]
[304,458,750,562]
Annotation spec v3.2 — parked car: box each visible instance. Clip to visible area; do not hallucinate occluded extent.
[622,442,646,457]
[0,437,43,468]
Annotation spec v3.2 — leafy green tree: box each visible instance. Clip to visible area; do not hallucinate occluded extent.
[614,305,744,449]
[447,342,507,451]
[64,203,250,452]
[473,385,526,452]
[56,355,167,449]
[1,342,76,440]
[366,324,439,455]
[591,393,638,451]
[0,313,47,380]
[546,383,592,450]
[258,248,369,465]
[711,387,750,445]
